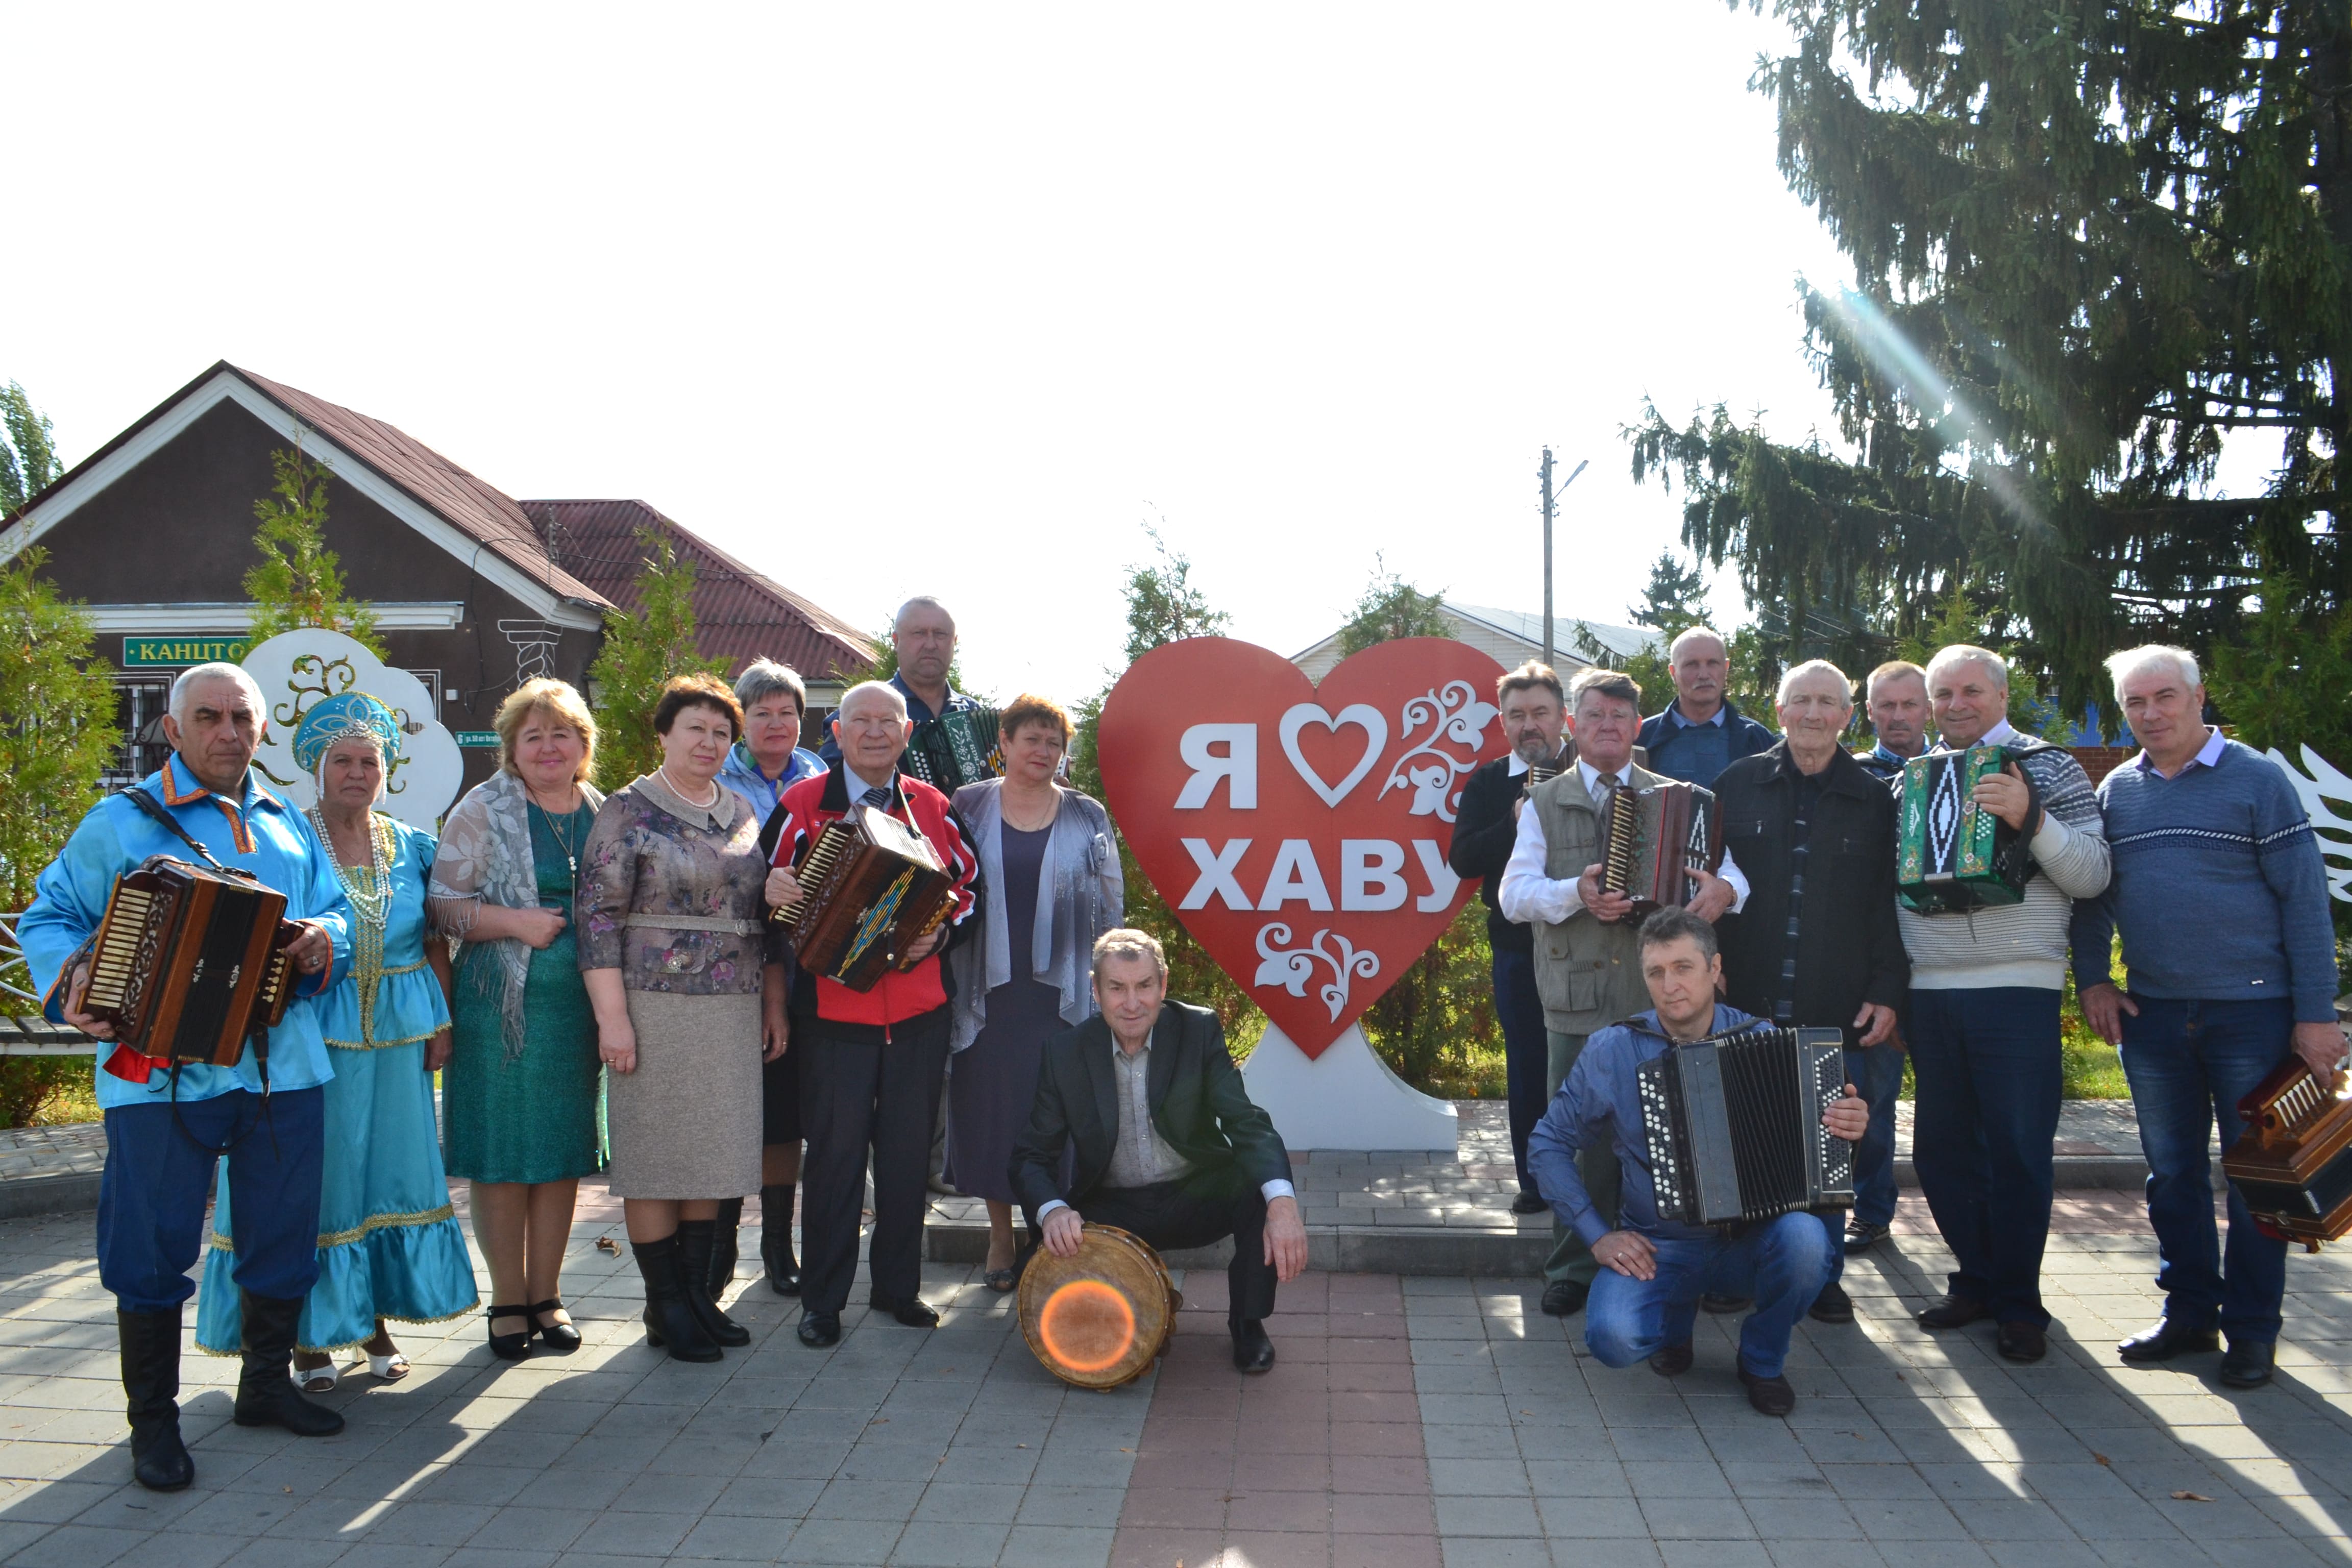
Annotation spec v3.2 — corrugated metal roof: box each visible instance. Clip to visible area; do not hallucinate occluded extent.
[520,499,876,682]
[230,366,611,610]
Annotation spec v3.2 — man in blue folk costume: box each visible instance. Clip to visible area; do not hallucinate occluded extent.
[21,663,352,1491]
[195,693,478,1389]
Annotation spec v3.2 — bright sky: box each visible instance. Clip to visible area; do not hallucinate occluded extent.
[8,3,1857,705]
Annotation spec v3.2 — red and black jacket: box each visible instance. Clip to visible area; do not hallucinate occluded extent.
[762,765,982,1039]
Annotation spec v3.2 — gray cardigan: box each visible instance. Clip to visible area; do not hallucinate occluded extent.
[947,781,1125,1051]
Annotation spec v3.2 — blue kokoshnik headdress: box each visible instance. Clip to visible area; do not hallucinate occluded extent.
[292,692,404,777]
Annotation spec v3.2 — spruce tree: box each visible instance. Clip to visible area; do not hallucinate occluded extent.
[587,529,726,791]
[1632,1,2349,710]
[244,439,385,656]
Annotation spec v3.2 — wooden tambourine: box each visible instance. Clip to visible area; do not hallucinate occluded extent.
[1017,1223,1180,1389]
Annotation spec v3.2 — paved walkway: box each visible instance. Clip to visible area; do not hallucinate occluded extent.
[0,1182,2342,1567]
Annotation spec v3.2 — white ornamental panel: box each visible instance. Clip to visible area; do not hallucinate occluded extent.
[241,629,464,830]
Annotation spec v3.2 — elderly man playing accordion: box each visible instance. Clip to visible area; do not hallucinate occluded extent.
[20,663,352,1492]
[762,680,981,1348]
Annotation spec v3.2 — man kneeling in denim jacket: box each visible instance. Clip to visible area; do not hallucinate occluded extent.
[1529,908,1868,1416]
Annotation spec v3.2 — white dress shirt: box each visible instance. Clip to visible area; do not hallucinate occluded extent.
[1497,757,1749,924]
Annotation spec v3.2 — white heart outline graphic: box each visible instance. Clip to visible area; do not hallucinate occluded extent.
[1278,702,1390,808]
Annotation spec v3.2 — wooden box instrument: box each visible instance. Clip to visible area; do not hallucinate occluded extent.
[1596,779,1721,920]
[1638,1025,1855,1225]
[902,706,1004,792]
[1018,1224,1179,1389]
[1897,744,2031,913]
[81,856,302,1075]
[770,805,959,991]
[2220,1057,2352,1248]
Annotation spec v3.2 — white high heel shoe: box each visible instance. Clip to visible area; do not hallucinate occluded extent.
[367,1350,411,1382]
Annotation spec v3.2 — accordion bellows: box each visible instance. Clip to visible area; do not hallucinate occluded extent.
[1638,1026,1854,1225]
[81,856,301,1073]
[902,708,1004,792]
[2221,1059,2352,1247]
[772,806,959,991]
[1596,780,1721,919]
[1897,744,2030,912]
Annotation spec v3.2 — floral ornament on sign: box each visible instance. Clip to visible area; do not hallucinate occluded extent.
[2267,745,2352,903]
[1379,679,1500,823]
[1254,922,1382,1022]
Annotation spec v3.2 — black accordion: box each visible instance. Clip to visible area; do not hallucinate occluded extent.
[901,707,1003,792]
[1638,1026,1854,1225]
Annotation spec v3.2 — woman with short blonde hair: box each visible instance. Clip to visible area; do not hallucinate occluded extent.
[428,679,605,1360]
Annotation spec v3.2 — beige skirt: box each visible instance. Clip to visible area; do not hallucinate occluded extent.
[605,989,763,1199]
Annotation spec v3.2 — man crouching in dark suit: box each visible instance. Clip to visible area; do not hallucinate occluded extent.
[1011,927,1309,1372]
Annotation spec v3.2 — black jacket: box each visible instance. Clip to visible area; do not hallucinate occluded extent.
[1712,742,1909,1044]
[1448,749,1571,954]
[1009,1001,1292,1217]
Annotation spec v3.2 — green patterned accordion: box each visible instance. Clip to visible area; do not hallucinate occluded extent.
[902,706,1004,792]
[1896,744,2031,914]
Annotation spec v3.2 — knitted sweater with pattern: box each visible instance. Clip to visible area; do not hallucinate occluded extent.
[1896,736,2111,992]
[2069,739,2338,1022]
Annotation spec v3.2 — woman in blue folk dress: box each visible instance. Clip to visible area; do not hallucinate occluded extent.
[197,695,478,1384]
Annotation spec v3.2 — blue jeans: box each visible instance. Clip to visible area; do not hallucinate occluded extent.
[1492,947,1550,1193]
[99,1088,325,1314]
[2120,996,2294,1344]
[1586,1212,1831,1379]
[1849,1041,1905,1228]
[1907,987,2062,1327]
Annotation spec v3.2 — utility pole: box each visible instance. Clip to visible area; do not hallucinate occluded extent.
[1539,450,1588,671]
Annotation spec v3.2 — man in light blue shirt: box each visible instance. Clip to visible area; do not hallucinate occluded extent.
[23,664,353,1490]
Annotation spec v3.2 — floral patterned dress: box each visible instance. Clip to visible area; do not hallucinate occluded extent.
[576,772,769,1198]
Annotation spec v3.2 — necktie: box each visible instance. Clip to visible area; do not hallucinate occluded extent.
[862,786,891,809]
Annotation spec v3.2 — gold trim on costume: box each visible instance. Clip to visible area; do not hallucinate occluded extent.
[208,1203,457,1254]
[324,1024,446,1051]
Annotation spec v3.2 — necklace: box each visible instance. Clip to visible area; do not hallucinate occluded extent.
[310,806,395,929]
[659,766,721,812]
[531,796,586,885]
[1000,785,1060,832]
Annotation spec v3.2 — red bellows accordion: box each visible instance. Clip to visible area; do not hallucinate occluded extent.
[771,806,959,992]
[1596,780,1722,921]
[2221,1057,2352,1250]
[80,856,303,1082]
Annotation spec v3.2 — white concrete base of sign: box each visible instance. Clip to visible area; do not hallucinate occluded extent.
[1240,1023,1458,1153]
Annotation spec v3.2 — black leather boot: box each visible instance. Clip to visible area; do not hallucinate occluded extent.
[117,1308,193,1491]
[762,1183,801,1296]
[708,1196,743,1296]
[633,1234,721,1362]
[232,1293,345,1436]
[674,1220,751,1346]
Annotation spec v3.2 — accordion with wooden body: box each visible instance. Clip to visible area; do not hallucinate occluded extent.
[1638,1025,1854,1226]
[80,856,302,1080]
[771,805,960,991]
[1896,744,2032,913]
[2221,1057,2352,1249]
[902,707,1004,792]
[1596,780,1721,920]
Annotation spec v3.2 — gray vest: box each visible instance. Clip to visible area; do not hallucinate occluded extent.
[1528,761,1664,1036]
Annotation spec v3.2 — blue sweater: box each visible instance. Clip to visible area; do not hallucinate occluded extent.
[2070,739,2339,1022]
[1634,700,1776,787]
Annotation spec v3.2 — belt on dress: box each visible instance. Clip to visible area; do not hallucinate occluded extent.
[623,914,763,936]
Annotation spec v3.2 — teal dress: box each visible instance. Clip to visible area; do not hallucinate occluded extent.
[197,816,478,1354]
[442,803,603,1184]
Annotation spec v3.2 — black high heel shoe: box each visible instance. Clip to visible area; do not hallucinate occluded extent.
[484,1304,532,1361]
[527,1298,581,1354]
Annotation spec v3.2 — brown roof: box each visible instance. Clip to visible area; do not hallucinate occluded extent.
[520,499,877,682]
[231,365,611,609]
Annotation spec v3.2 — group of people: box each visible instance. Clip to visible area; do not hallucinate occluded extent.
[27,595,1307,1494]
[1453,628,2343,1416]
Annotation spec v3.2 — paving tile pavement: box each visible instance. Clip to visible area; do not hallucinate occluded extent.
[0,1188,2343,1566]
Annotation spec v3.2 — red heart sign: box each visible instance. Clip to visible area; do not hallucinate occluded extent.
[1097,636,1510,1057]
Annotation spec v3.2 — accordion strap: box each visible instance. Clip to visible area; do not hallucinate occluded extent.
[118,786,233,874]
